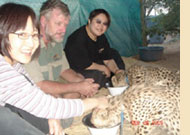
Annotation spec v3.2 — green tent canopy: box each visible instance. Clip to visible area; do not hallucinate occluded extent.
[0,0,142,57]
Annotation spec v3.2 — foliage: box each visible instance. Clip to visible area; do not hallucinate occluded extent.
[140,0,180,45]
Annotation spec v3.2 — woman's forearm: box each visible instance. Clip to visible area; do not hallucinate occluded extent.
[60,69,85,83]
[86,62,111,77]
[103,59,119,74]
[86,62,107,72]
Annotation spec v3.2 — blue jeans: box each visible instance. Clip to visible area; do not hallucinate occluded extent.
[0,106,45,135]
[0,105,73,135]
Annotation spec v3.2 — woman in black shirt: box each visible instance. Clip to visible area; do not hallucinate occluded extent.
[65,9,125,88]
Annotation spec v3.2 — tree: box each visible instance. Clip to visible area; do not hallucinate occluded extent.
[140,0,180,46]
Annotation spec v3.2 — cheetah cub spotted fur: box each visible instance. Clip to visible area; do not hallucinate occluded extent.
[91,84,180,135]
[127,64,180,88]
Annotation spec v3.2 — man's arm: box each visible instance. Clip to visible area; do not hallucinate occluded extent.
[36,78,99,97]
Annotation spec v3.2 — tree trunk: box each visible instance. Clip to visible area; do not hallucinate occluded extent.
[139,0,148,46]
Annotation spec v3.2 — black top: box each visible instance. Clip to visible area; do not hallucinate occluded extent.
[64,25,125,72]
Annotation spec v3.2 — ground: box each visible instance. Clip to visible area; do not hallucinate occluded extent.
[122,39,180,71]
[64,39,180,135]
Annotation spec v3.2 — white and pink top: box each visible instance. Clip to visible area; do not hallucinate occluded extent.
[0,54,84,119]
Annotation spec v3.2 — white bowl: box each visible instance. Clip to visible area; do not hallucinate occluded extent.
[108,85,128,96]
[82,113,120,135]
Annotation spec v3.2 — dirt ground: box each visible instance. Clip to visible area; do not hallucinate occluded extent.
[122,39,180,71]
[147,39,180,71]
[64,39,180,135]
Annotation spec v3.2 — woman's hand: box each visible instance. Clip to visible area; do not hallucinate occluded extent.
[101,65,111,78]
[48,119,65,135]
[115,69,125,74]
[82,96,109,112]
[95,96,109,109]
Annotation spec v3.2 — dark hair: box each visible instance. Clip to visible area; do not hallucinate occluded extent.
[88,9,111,28]
[0,3,39,60]
[40,0,70,19]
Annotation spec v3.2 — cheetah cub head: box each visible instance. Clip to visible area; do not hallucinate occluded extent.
[111,70,128,87]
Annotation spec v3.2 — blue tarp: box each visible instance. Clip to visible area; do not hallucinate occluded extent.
[0,0,142,57]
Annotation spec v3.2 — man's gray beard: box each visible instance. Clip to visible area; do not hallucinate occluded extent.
[46,34,63,44]
[45,27,63,44]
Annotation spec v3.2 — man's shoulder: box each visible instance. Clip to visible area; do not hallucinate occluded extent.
[40,38,46,48]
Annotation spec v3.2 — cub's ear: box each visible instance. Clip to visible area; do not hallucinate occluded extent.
[111,76,117,87]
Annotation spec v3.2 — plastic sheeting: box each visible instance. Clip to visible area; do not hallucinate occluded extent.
[0,0,142,57]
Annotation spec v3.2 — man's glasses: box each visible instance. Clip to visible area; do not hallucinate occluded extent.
[11,33,41,40]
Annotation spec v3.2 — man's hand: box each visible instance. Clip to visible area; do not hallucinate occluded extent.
[48,119,64,135]
[78,78,99,97]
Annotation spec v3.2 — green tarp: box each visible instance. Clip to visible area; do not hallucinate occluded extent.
[0,0,142,57]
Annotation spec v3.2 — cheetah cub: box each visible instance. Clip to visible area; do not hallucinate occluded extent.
[127,64,180,88]
[111,70,128,87]
[91,84,180,135]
